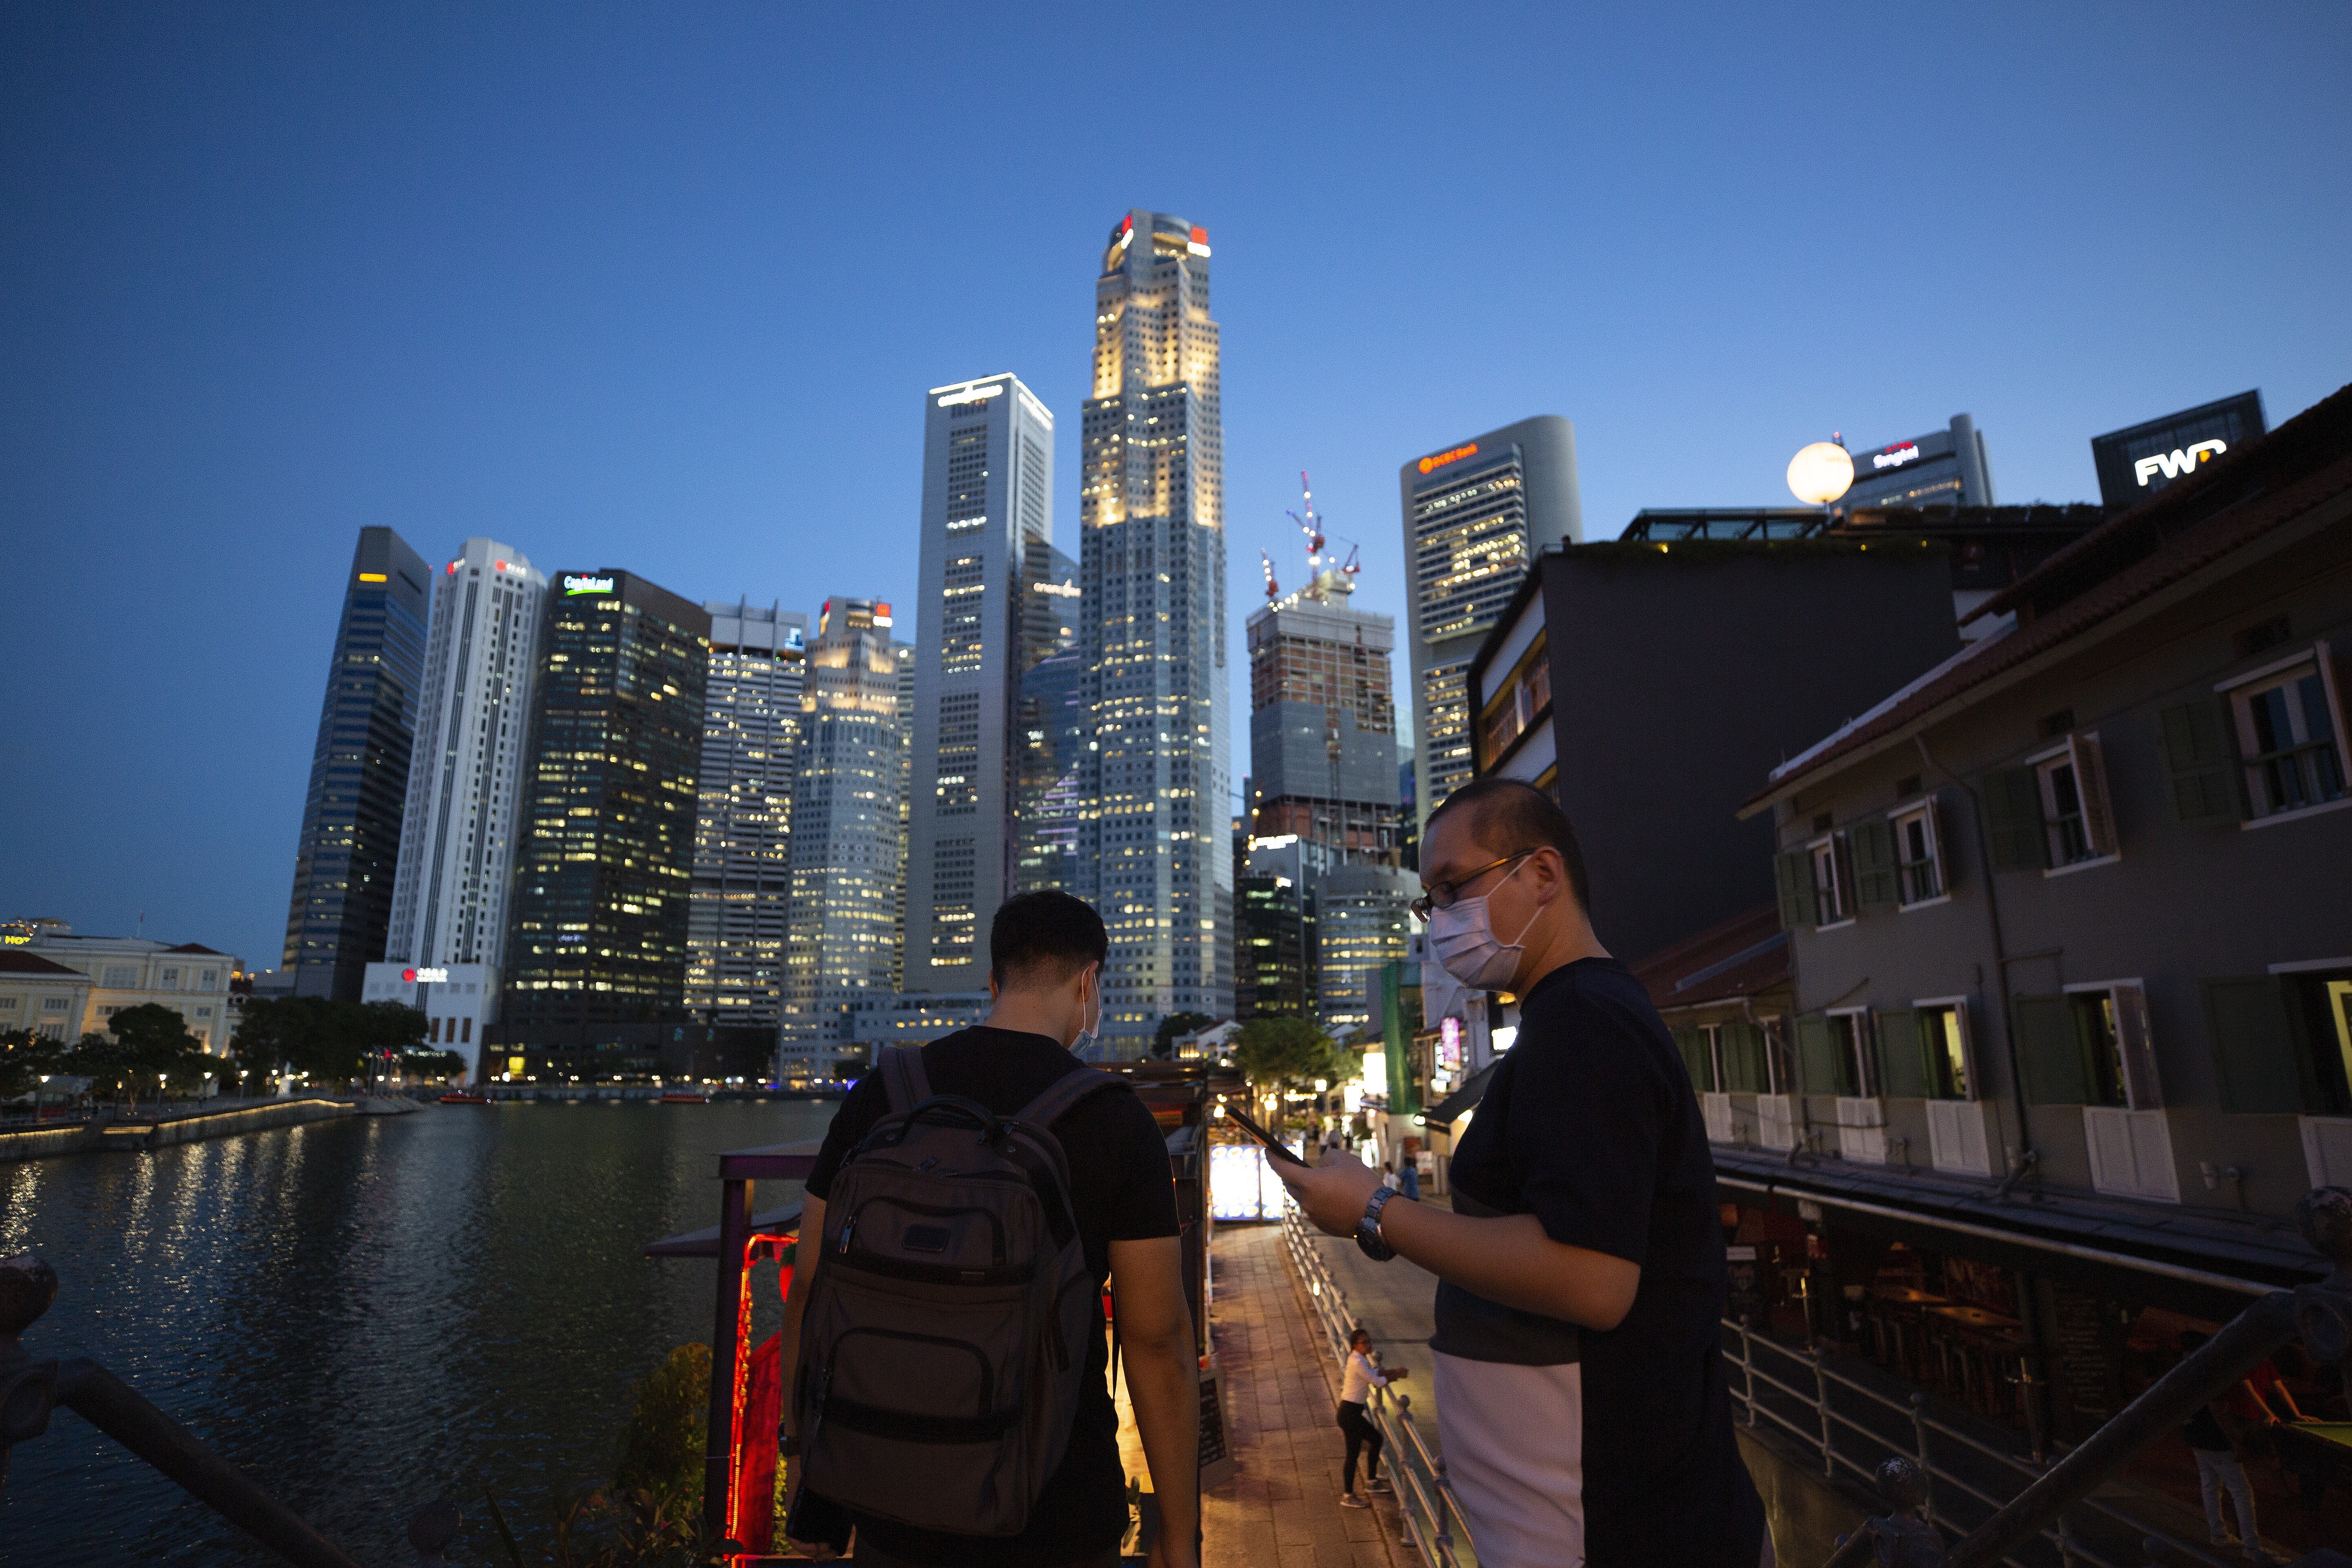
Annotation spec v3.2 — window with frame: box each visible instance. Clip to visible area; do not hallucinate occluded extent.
[160,967,180,985]
[2232,657,2348,819]
[1893,803,1942,904]
[1809,835,1851,925]
[2035,739,2114,867]
[1834,1011,1876,1096]
[1920,1004,1970,1099]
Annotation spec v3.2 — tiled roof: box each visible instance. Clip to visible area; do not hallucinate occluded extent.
[166,943,225,955]
[0,950,85,976]
[1627,903,1789,1012]
[1745,381,2352,809]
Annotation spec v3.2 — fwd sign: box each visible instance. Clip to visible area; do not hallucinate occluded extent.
[2134,440,2227,487]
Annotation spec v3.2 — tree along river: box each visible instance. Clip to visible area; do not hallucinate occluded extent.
[0,1099,833,1565]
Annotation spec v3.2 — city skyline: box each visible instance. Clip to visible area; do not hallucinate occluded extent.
[6,5,2350,962]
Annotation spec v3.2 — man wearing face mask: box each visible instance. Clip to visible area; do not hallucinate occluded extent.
[783,891,1198,1568]
[1274,779,1766,1568]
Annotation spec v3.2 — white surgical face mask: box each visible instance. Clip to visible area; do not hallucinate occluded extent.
[1426,859,1546,991]
[1070,967,1102,1058]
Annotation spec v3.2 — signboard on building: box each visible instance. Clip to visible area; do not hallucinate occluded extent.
[2090,390,2265,510]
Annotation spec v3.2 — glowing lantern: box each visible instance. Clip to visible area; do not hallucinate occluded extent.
[1787,441,1855,506]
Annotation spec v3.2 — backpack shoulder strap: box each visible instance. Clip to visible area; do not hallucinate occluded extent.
[1015,1064,1124,1130]
[878,1044,933,1114]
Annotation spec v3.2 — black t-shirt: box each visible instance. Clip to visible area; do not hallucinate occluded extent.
[1434,957,1765,1567]
[802,1027,1181,1566]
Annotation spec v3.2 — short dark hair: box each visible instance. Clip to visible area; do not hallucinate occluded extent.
[1424,777,1591,911]
[989,891,1109,990]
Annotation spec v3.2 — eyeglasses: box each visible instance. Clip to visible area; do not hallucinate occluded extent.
[1410,850,1537,923]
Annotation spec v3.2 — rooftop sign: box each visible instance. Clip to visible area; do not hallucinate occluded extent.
[401,967,450,984]
[1418,443,1479,475]
[562,574,616,597]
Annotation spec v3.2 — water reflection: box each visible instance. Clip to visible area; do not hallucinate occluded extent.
[0,1100,829,1565]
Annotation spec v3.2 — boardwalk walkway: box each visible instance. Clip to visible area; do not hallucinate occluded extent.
[1204,1223,1415,1568]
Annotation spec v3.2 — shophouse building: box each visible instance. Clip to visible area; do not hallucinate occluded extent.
[1716,384,2351,1441]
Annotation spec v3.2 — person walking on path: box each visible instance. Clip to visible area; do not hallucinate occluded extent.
[781,891,1201,1568]
[1274,778,1767,1568]
[1397,1157,1422,1203]
[1337,1327,1408,1508]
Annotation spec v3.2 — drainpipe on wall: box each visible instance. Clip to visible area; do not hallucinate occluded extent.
[1914,734,2037,1193]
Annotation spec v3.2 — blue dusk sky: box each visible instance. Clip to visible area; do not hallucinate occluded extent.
[3,2,2348,967]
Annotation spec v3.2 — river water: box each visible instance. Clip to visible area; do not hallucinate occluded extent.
[0,1100,834,1566]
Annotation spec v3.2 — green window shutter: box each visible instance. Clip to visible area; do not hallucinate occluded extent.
[1795,1014,1849,1096]
[1671,1026,1715,1092]
[1775,850,1817,930]
[2201,977,2311,1113]
[2159,699,2243,825]
[1853,820,1898,906]
[1876,1007,1929,1098]
[1982,767,2048,872]
[1721,1020,1767,1092]
[2014,994,2087,1104]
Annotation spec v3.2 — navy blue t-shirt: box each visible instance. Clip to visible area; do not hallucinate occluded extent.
[1435,957,1765,1567]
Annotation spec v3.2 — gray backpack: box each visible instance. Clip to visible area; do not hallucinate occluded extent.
[794,1044,1123,1536]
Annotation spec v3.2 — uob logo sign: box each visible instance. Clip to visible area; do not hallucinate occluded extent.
[2134,440,2227,488]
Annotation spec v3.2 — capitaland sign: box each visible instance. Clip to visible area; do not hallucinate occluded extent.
[401,967,450,984]
[1418,443,1479,475]
[1871,443,1922,470]
[2134,440,2227,487]
[562,574,616,596]
[936,383,1004,408]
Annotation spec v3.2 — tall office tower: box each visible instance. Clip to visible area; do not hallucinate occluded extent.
[1235,867,1314,1019]
[1245,568,1401,865]
[1398,416,1582,834]
[1314,864,1414,1033]
[1079,209,1232,1049]
[365,540,546,1074]
[684,601,809,1030]
[1016,538,1085,894]
[890,639,915,993]
[904,374,1057,989]
[283,527,430,1001]
[779,598,905,1080]
[1841,414,1995,511]
[498,572,710,1076]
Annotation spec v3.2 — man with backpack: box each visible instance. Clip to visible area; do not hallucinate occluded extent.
[781,890,1200,1568]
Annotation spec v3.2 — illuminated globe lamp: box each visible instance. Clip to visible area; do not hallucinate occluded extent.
[1787,439,1855,507]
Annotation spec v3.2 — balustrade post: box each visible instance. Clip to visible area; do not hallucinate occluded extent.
[1907,1392,1935,1523]
[1740,1319,1758,1427]
[1810,1342,1835,1479]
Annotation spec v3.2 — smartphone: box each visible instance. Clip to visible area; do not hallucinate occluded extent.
[1220,1100,1308,1166]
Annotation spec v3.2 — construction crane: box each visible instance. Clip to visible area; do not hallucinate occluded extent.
[1259,548,1280,601]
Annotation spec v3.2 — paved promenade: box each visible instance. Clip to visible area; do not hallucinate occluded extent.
[1259,1208,1866,1568]
[1204,1223,1416,1568]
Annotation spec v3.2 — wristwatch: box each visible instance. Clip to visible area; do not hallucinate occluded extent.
[1356,1185,1403,1262]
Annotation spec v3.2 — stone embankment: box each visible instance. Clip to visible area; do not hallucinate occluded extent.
[0,1095,420,1162]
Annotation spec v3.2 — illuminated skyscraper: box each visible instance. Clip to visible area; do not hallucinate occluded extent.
[904,374,1056,989]
[1079,209,1232,1049]
[1397,416,1582,832]
[364,539,545,1074]
[779,597,905,1079]
[1015,537,1084,895]
[284,526,430,1001]
[499,571,710,1076]
[684,601,808,1029]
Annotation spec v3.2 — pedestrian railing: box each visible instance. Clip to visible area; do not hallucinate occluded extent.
[1280,1203,1477,1568]
[0,1252,462,1566]
[1783,1185,2352,1568]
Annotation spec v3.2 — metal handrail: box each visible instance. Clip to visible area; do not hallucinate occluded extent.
[1279,1203,1475,1568]
[1725,1314,2254,1568]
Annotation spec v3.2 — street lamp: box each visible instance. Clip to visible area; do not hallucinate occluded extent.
[1787,439,1855,506]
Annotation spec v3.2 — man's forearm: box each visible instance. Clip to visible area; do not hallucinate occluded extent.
[1126,1329,1201,1546]
[1376,1201,1639,1330]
